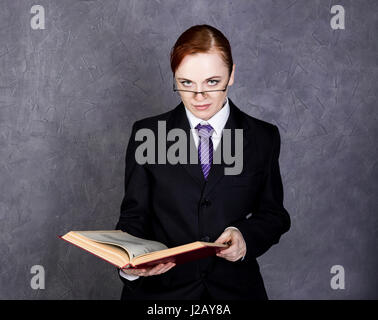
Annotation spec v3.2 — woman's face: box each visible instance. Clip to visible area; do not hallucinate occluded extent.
[174,51,235,121]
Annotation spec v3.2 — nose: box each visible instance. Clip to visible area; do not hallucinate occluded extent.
[193,91,207,101]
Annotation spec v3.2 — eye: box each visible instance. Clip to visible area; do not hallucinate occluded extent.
[180,80,192,87]
[208,79,220,86]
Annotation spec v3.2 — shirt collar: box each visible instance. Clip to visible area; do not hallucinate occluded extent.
[184,97,230,135]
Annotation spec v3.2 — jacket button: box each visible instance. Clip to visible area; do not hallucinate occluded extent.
[201,199,211,207]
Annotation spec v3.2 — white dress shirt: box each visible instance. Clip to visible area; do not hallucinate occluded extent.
[120,96,244,281]
[184,96,230,151]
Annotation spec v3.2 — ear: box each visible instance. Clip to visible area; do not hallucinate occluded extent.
[228,64,236,86]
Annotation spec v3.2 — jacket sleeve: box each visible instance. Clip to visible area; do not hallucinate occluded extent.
[115,121,152,287]
[233,125,291,262]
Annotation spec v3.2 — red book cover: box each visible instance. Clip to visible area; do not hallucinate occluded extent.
[126,245,226,269]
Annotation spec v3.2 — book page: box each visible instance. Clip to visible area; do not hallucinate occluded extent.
[61,232,130,268]
[75,230,168,260]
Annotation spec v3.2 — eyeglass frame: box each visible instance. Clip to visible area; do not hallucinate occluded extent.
[172,73,231,96]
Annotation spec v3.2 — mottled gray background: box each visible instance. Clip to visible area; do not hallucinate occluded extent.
[0,0,377,299]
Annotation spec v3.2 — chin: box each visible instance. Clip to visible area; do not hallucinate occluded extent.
[193,109,213,120]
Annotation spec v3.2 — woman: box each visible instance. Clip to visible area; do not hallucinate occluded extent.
[116,24,290,300]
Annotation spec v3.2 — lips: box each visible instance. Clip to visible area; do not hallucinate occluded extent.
[194,103,211,110]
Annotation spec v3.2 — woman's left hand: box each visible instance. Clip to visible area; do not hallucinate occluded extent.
[214,228,246,262]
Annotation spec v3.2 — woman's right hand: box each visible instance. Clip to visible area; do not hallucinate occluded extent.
[121,262,176,277]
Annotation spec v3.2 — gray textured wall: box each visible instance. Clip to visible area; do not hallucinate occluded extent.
[0,0,377,299]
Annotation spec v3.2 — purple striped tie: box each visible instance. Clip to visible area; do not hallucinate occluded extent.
[195,123,214,180]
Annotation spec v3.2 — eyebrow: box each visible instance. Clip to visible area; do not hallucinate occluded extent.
[176,75,223,81]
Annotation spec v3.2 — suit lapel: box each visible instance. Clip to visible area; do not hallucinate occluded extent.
[166,102,205,186]
[203,98,250,197]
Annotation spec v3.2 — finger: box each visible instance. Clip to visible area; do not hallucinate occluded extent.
[214,238,227,244]
[217,252,234,259]
[217,252,240,261]
[166,263,176,271]
[159,262,176,272]
[217,254,232,261]
[153,265,170,275]
[140,265,158,277]
[219,242,237,253]
[123,268,145,275]
[217,250,240,261]
[156,263,175,275]
[165,262,176,270]
[147,263,166,276]
[136,268,148,276]
[214,232,231,244]
[227,248,243,261]
[215,230,231,242]
[150,263,172,275]
[217,240,239,255]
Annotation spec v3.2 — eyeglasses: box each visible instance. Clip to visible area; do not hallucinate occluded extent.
[173,75,231,97]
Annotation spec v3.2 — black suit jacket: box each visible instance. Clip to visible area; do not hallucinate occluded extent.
[115,98,290,300]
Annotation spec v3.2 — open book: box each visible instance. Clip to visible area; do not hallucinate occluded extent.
[59,230,229,269]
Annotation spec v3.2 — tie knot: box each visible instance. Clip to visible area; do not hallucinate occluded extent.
[195,123,214,138]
